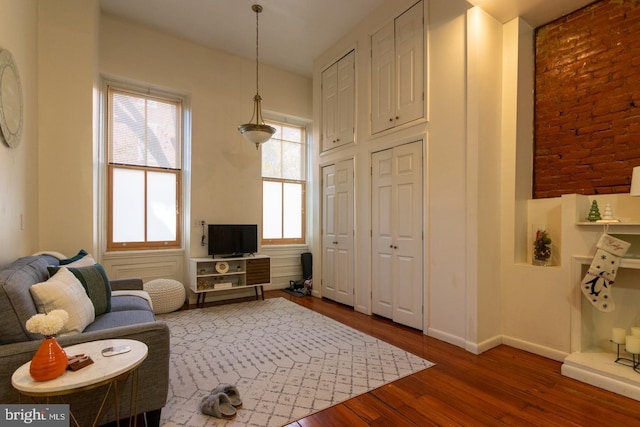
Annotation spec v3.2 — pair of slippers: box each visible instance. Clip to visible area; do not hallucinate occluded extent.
[200,384,243,419]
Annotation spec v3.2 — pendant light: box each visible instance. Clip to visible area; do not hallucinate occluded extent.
[238,4,276,149]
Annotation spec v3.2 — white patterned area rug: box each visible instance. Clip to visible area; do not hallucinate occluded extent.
[157,297,434,426]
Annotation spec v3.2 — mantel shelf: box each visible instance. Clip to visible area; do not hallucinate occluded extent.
[576,222,640,237]
[577,222,640,226]
[574,255,640,269]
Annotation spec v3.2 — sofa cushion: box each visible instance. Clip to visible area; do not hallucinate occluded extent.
[82,310,156,332]
[29,268,95,336]
[111,294,154,312]
[0,256,59,344]
[48,264,111,315]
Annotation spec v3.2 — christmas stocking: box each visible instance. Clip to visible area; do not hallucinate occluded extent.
[581,233,630,312]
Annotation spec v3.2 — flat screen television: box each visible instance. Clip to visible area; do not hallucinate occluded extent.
[208,224,258,258]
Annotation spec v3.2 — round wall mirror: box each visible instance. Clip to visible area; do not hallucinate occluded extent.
[0,49,24,148]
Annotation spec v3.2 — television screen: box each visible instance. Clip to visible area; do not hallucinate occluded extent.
[208,224,258,257]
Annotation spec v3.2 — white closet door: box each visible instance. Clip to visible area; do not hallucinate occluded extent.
[333,159,354,306]
[322,159,354,306]
[391,142,423,329]
[371,141,423,329]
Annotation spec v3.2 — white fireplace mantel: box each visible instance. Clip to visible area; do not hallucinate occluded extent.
[562,255,640,400]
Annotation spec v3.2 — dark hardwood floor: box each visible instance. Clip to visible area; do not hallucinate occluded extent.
[248,290,640,427]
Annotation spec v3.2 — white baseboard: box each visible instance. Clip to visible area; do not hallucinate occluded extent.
[467,335,502,355]
[427,327,466,349]
[502,335,568,362]
[562,364,640,401]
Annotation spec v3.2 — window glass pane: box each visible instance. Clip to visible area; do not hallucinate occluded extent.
[270,123,282,140]
[283,183,302,239]
[261,119,305,244]
[111,93,146,166]
[110,90,181,169]
[147,171,177,241]
[262,139,282,179]
[146,99,180,169]
[282,141,303,180]
[112,168,145,242]
[282,126,301,142]
[263,181,282,239]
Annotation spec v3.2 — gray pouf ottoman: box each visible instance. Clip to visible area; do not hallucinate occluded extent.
[143,279,186,314]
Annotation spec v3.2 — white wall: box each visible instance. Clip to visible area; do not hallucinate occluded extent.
[99,13,311,258]
[99,13,312,298]
[38,0,99,256]
[499,17,574,361]
[0,0,38,265]
[423,0,471,345]
[466,7,503,353]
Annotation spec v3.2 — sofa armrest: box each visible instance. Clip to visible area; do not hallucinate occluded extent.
[0,321,170,425]
[110,277,144,291]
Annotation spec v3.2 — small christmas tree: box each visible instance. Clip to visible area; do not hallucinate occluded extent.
[587,200,601,222]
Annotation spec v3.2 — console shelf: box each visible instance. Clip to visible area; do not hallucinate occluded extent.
[190,255,271,307]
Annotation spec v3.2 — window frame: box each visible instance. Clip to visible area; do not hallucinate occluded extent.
[105,84,184,251]
[261,119,308,246]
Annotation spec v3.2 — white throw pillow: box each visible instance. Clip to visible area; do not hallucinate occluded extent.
[30,267,95,336]
[62,254,96,267]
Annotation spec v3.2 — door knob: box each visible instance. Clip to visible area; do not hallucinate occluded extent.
[333,241,338,245]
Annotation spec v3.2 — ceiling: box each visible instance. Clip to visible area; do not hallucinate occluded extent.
[100,0,596,76]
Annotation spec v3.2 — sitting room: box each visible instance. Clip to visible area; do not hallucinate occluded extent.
[1,0,640,425]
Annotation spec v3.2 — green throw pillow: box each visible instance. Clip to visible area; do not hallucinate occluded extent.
[48,264,111,315]
[59,249,89,265]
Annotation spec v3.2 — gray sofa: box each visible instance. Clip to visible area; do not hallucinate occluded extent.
[0,255,170,426]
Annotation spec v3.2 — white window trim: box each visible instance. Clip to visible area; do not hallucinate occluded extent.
[98,78,192,258]
[262,112,312,246]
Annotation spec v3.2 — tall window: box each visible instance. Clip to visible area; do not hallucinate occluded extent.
[261,120,306,245]
[106,85,183,250]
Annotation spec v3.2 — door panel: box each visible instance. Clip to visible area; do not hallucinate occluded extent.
[374,252,393,318]
[337,51,355,145]
[371,21,395,134]
[333,159,354,306]
[321,63,337,152]
[372,149,395,318]
[395,1,424,126]
[322,165,337,300]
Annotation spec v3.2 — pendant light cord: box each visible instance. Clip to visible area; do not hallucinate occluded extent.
[254,5,261,97]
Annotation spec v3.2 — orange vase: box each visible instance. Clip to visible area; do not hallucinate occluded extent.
[30,337,68,381]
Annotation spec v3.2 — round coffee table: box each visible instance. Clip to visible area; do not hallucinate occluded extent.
[12,338,147,426]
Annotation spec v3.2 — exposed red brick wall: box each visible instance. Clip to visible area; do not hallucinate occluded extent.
[534,0,640,198]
